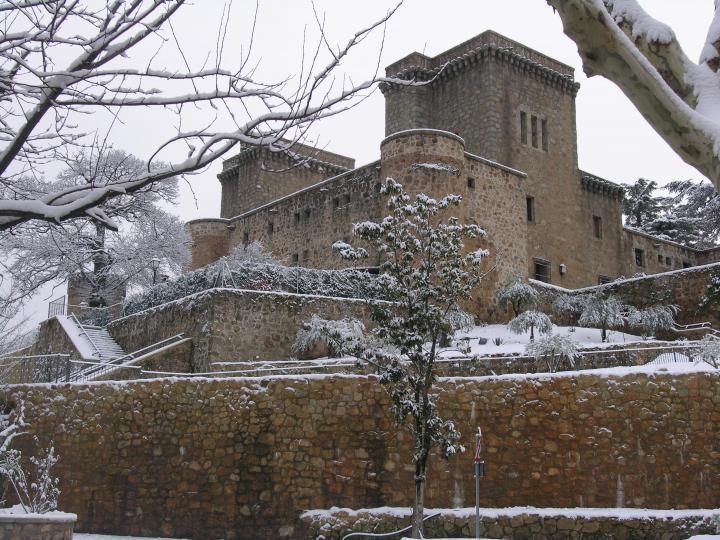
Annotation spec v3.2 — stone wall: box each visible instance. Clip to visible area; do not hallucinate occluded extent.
[301,507,720,540]
[107,288,372,370]
[218,142,355,219]
[9,370,720,539]
[0,513,75,540]
[621,228,703,276]
[533,262,720,328]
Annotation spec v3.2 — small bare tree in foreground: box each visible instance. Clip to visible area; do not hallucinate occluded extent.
[337,179,489,538]
[547,0,720,190]
[0,1,410,232]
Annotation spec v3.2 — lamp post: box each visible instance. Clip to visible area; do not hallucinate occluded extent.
[150,257,161,285]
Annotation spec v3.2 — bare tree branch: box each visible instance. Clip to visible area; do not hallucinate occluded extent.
[0,0,415,231]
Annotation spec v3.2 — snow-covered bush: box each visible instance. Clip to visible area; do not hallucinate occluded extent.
[292,315,365,358]
[336,178,486,538]
[225,241,277,265]
[526,334,580,373]
[0,400,59,514]
[577,293,627,342]
[0,443,59,514]
[496,275,538,317]
[508,310,552,341]
[123,260,381,316]
[695,334,720,369]
[628,304,677,338]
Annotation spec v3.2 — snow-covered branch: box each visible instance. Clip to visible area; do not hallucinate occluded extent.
[0,1,413,231]
[548,0,720,189]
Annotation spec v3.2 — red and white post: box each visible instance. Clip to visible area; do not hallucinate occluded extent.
[474,427,485,539]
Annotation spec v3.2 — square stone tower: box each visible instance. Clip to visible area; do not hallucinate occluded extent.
[381,30,626,287]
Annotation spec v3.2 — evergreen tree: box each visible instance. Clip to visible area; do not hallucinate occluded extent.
[337,178,488,538]
[621,178,665,228]
[649,180,720,249]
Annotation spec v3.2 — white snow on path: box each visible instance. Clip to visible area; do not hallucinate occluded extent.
[74,535,187,540]
[446,324,645,356]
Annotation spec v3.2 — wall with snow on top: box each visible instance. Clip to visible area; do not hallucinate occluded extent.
[7,369,720,539]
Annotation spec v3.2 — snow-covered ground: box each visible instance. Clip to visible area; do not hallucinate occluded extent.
[446,324,645,356]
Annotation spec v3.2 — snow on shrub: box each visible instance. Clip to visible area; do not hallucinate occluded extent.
[508,310,552,341]
[526,334,580,373]
[293,315,365,358]
[123,257,380,316]
[496,275,538,317]
[696,334,720,368]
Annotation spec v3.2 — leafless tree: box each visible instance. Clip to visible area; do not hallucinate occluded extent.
[0,147,190,312]
[547,0,720,190]
[0,1,410,231]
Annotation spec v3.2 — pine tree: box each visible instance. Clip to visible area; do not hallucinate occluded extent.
[621,178,665,228]
[336,178,488,538]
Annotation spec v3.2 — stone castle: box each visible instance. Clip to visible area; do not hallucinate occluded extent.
[187,30,720,304]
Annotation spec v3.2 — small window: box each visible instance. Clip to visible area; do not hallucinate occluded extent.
[267,222,274,235]
[304,208,311,220]
[598,275,611,285]
[634,248,645,267]
[291,253,299,264]
[541,119,548,151]
[533,259,551,283]
[657,254,663,264]
[467,177,476,189]
[526,196,535,222]
[333,197,340,209]
[520,111,528,145]
[531,115,538,148]
[302,249,310,261]
[243,232,249,245]
[683,260,692,269]
[294,212,300,224]
[665,256,671,266]
[343,193,351,205]
[592,216,602,239]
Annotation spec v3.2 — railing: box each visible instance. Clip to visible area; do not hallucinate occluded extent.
[69,313,104,359]
[68,333,186,382]
[0,354,73,384]
[47,296,66,318]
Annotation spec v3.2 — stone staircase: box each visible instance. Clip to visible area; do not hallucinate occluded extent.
[81,325,126,360]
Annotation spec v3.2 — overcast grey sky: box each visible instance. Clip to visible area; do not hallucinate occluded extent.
[14,0,715,327]
[101,0,715,223]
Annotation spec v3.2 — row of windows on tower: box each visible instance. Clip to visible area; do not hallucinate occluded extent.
[520,111,548,151]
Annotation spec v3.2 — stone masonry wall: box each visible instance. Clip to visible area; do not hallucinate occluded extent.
[533,262,720,329]
[107,288,373,371]
[9,370,720,539]
[219,142,355,219]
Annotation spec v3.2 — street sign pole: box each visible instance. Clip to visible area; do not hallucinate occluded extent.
[474,427,485,539]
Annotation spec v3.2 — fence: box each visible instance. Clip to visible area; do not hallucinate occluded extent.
[0,354,74,384]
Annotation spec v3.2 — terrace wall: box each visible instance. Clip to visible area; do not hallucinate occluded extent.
[9,370,720,539]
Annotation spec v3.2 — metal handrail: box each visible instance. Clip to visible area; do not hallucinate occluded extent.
[69,313,104,359]
[70,333,186,382]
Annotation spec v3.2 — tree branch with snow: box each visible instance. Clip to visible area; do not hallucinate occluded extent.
[0,1,415,231]
[548,0,720,189]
